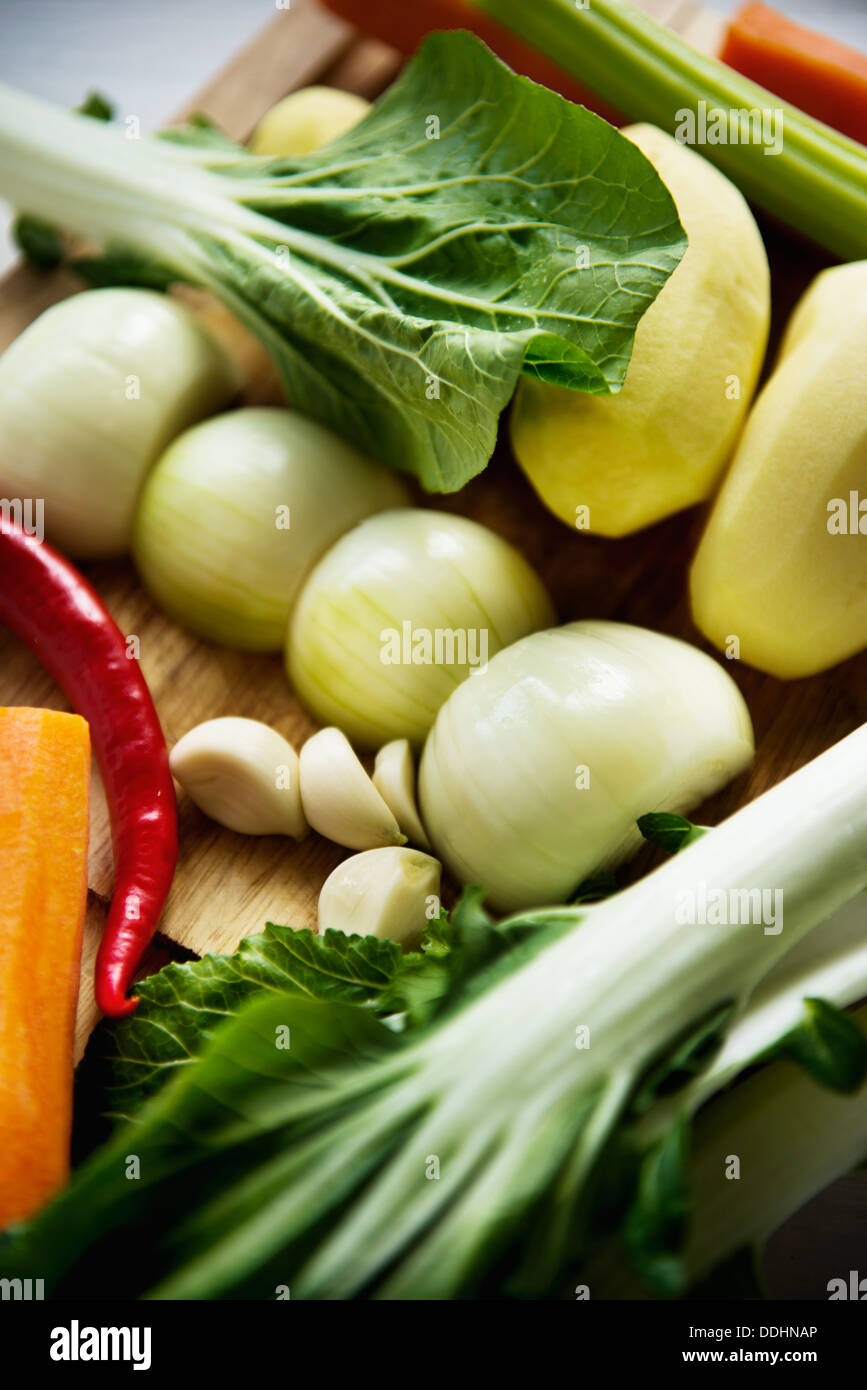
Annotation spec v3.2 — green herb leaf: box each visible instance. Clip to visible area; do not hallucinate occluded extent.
[638,811,709,854]
[77,91,113,122]
[776,997,867,1094]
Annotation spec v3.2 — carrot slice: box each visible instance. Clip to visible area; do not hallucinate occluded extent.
[319,0,623,123]
[721,3,867,146]
[0,707,90,1228]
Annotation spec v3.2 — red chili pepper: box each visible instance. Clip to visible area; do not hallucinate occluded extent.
[0,523,177,1018]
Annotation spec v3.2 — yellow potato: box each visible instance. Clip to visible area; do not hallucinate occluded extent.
[248,86,370,157]
[690,261,867,679]
[510,124,770,536]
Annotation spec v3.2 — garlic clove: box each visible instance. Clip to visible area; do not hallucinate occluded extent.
[169,716,307,838]
[318,847,442,946]
[372,739,431,849]
[299,727,406,850]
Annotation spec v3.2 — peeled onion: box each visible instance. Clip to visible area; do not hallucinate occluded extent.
[286,508,555,747]
[133,406,408,650]
[0,288,238,556]
[419,620,755,911]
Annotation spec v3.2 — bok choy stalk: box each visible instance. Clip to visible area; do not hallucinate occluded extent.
[0,32,687,491]
[5,725,867,1299]
[470,0,867,261]
[589,998,867,1298]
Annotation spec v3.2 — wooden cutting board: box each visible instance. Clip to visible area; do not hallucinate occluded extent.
[0,0,863,1059]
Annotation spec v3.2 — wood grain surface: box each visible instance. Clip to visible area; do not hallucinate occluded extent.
[0,0,864,1073]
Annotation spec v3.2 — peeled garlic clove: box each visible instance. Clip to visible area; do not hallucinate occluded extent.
[318,847,441,947]
[300,727,406,850]
[170,716,306,838]
[372,739,431,850]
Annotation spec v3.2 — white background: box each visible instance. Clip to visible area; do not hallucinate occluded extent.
[0,0,864,270]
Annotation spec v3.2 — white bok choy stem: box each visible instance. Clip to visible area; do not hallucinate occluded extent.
[684,997,867,1290]
[261,722,867,1300]
[589,999,867,1298]
[684,890,867,1107]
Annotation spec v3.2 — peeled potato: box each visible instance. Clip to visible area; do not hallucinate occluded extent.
[510,124,770,537]
[248,86,370,157]
[690,261,867,679]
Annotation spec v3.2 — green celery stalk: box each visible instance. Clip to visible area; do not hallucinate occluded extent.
[470,0,867,260]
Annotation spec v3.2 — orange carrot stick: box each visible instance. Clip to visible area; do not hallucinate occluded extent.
[319,0,623,123]
[721,3,867,146]
[0,707,90,1228]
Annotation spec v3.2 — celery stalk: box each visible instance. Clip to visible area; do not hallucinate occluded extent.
[471,0,867,260]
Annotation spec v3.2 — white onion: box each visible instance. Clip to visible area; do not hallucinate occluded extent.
[286,508,555,748]
[419,620,754,911]
[133,406,408,651]
[0,288,239,556]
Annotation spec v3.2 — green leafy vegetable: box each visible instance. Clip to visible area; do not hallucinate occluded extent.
[77,923,408,1131]
[6,726,867,1300]
[0,32,686,491]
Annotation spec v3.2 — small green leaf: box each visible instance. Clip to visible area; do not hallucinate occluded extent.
[637,812,708,854]
[778,998,867,1094]
[77,91,114,121]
